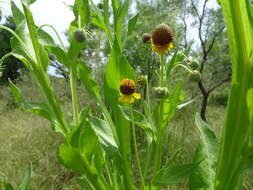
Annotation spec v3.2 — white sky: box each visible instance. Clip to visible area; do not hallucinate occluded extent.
[0,0,99,44]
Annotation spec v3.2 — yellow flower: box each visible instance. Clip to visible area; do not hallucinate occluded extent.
[119,79,141,103]
[151,24,174,55]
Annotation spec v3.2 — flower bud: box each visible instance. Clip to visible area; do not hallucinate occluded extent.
[187,59,199,70]
[137,75,147,87]
[142,33,152,43]
[188,70,201,83]
[0,71,2,78]
[97,3,103,9]
[153,87,169,99]
[73,29,86,43]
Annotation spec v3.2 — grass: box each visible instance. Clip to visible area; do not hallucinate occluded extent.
[0,74,252,190]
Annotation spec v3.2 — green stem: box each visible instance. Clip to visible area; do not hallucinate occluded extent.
[36,68,69,135]
[70,66,79,126]
[152,55,167,178]
[172,64,192,73]
[131,106,145,188]
[160,55,164,87]
[79,152,108,190]
[39,24,67,52]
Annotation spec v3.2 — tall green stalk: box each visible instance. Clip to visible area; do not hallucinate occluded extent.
[70,66,79,126]
[216,0,253,189]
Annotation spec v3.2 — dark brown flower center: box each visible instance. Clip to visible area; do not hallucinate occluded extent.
[142,33,152,43]
[151,24,173,46]
[120,79,136,95]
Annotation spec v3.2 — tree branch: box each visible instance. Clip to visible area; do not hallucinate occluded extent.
[207,72,231,94]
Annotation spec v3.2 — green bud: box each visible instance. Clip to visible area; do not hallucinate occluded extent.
[188,70,201,83]
[137,75,147,87]
[97,3,103,9]
[153,87,169,99]
[73,29,86,43]
[187,59,199,70]
[0,71,2,78]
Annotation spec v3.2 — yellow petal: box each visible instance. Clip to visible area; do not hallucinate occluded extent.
[119,95,132,103]
[169,42,174,49]
[133,93,141,100]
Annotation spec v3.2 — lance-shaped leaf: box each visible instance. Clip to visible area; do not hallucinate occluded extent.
[154,162,199,185]
[17,163,32,190]
[189,113,218,190]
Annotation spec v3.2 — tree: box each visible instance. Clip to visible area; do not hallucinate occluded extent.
[0,16,26,83]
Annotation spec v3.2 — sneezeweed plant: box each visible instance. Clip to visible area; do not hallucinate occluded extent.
[0,0,201,189]
[1,0,252,190]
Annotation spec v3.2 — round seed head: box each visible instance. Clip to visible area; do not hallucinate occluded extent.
[73,29,86,43]
[188,59,199,70]
[188,70,201,83]
[153,87,169,99]
[97,3,103,9]
[142,33,152,43]
[120,79,136,95]
[151,24,173,46]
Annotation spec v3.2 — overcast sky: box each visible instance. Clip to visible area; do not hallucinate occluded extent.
[0,0,99,44]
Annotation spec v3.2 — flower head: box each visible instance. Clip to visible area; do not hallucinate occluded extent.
[119,79,141,103]
[151,24,174,55]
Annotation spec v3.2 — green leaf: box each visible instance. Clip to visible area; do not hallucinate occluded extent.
[154,163,199,185]
[88,116,118,150]
[246,0,253,28]
[9,79,23,103]
[46,46,69,68]
[247,88,253,121]
[76,177,94,190]
[59,143,87,174]
[127,13,139,37]
[78,61,101,101]
[5,184,14,190]
[73,0,90,27]
[247,88,253,146]
[24,102,51,120]
[114,0,130,48]
[118,105,153,133]
[11,1,25,26]
[37,27,55,47]
[17,163,32,190]
[189,113,218,190]
[23,0,36,6]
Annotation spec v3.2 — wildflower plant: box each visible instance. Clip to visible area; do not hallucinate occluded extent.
[1,0,252,190]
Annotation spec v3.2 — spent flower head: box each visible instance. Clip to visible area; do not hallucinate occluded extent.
[119,79,141,103]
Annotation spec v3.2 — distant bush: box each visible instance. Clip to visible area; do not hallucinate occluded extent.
[0,17,26,84]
